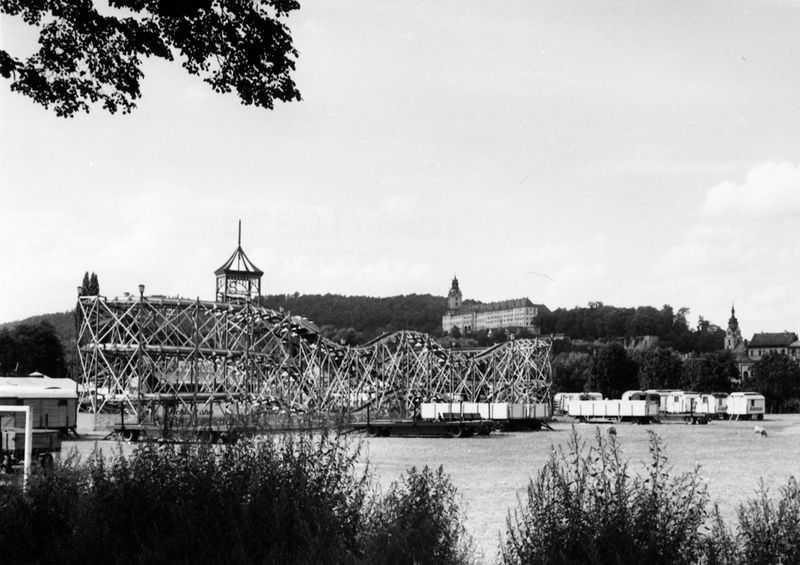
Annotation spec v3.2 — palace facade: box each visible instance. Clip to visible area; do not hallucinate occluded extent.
[441,277,548,335]
[724,305,800,381]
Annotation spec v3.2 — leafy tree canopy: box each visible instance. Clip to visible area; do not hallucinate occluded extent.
[551,351,593,393]
[634,346,684,390]
[752,352,800,412]
[0,0,301,116]
[588,343,638,398]
[540,303,723,353]
[0,321,66,377]
[79,271,99,295]
[682,351,737,393]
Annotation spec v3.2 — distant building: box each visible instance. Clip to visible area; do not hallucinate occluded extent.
[724,305,752,381]
[725,305,800,381]
[441,276,548,334]
[747,331,800,362]
[724,305,744,351]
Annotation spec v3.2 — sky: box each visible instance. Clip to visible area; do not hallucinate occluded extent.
[2,0,800,336]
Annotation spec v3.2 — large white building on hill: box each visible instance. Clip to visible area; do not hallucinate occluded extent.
[441,277,548,335]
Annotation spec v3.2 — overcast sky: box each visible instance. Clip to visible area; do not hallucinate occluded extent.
[2,0,800,336]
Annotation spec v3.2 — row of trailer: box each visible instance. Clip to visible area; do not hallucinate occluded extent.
[554,390,766,423]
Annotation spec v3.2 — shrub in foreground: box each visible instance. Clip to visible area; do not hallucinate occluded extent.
[0,432,474,565]
[365,465,474,565]
[1,432,372,564]
[500,428,710,565]
[735,476,800,565]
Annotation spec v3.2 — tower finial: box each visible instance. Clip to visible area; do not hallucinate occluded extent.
[238,219,242,248]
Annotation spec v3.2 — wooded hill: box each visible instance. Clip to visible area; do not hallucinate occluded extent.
[257,293,448,344]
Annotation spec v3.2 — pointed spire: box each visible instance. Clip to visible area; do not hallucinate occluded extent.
[215,221,263,276]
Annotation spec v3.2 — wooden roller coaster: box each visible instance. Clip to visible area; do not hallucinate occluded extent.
[74,225,552,434]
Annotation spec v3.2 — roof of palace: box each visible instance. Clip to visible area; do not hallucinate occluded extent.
[748,332,799,348]
[447,298,547,314]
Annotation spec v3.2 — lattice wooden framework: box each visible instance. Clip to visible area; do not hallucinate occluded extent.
[76,295,552,429]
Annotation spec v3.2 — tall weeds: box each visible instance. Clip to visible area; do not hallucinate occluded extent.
[365,465,475,565]
[0,432,472,565]
[500,427,800,565]
[500,428,711,565]
[735,476,800,564]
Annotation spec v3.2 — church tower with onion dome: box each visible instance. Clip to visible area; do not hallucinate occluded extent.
[725,304,743,351]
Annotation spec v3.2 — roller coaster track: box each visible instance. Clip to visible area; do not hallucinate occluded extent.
[76,296,552,428]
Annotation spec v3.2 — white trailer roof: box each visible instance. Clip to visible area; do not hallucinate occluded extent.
[0,377,78,399]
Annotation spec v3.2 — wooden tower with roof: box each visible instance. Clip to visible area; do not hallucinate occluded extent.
[214,221,263,303]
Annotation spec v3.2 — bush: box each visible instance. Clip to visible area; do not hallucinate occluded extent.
[0,432,372,564]
[735,477,800,565]
[365,465,474,565]
[0,433,477,565]
[500,428,711,565]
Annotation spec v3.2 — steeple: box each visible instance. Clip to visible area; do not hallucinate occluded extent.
[215,221,263,303]
[725,303,743,351]
[447,275,462,311]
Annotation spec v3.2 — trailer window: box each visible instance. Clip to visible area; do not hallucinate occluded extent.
[58,399,67,406]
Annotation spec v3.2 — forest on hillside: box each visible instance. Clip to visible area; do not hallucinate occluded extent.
[540,303,724,353]
[259,294,724,352]
[257,293,448,344]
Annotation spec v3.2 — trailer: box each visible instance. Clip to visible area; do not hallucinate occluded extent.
[645,389,682,412]
[643,390,709,424]
[658,391,700,414]
[567,399,659,423]
[695,393,728,419]
[0,376,79,434]
[727,392,765,420]
[553,392,602,415]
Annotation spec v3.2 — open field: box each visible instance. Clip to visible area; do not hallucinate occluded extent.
[61,414,800,563]
[360,415,800,562]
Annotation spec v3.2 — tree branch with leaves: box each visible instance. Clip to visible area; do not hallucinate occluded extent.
[1,0,301,116]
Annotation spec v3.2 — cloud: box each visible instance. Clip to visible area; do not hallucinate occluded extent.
[656,162,800,332]
[703,162,800,218]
